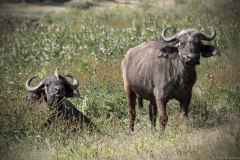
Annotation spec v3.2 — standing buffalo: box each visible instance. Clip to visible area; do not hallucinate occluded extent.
[25,68,97,131]
[122,27,220,132]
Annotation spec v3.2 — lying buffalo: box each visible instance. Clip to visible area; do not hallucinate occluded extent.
[122,27,220,132]
[26,68,97,131]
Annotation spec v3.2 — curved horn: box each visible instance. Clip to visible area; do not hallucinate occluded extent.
[65,74,79,88]
[25,76,44,92]
[54,68,59,80]
[162,27,177,42]
[200,27,216,41]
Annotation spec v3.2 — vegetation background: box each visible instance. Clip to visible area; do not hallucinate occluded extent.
[0,0,239,159]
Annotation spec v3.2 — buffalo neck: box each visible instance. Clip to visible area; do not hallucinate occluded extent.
[170,55,197,85]
[46,97,65,110]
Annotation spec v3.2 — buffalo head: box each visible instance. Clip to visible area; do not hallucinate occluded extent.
[160,27,220,65]
[26,68,80,105]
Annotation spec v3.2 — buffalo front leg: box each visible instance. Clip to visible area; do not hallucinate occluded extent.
[126,89,136,132]
[155,97,168,133]
[179,93,191,122]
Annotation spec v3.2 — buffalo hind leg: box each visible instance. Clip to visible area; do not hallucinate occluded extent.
[149,103,157,128]
[126,88,137,132]
[138,97,143,110]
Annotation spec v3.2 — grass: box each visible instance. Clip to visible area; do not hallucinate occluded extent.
[0,0,240,159]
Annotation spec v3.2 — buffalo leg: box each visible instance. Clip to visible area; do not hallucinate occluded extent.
[179,93,191,121]
[155,97,168,132]
[126,89,136,131]
[138,97,143,109]
[149,103,157,127]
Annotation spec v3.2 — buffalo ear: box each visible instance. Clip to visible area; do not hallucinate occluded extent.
[201,45,220,57]
[64,84,74,98]
[64,83,80,98]
[26,91,43,103]
[59,76,80,98]
[73,89,80,97]
[159,46,178,58]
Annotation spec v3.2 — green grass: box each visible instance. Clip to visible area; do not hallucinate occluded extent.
[0,0,240,159]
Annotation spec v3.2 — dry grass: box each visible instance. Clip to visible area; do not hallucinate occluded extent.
[2,121,239,160]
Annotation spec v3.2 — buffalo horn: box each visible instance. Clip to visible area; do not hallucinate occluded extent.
[200,27,216,41]
[65,74,79,89]
[54,68,60,80]
[25,76,44,92]
[162,27,177,42]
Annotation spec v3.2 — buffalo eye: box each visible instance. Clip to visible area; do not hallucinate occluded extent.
[45,82,51,88]
[179,41,185,47]
[161,46,178,53]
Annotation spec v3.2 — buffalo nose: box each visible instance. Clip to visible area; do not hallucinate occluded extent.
[187,54,197,59]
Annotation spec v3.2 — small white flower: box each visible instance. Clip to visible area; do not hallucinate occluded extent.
[9,81,14,84]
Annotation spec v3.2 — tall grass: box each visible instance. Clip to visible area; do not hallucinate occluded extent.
[0,0,240,159]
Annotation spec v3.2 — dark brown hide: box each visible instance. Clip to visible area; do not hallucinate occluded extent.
[47,98,97,130]
[122,28,219,132]
[26,69,97,131]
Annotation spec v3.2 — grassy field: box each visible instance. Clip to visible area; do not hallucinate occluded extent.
[0,0,240,159]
